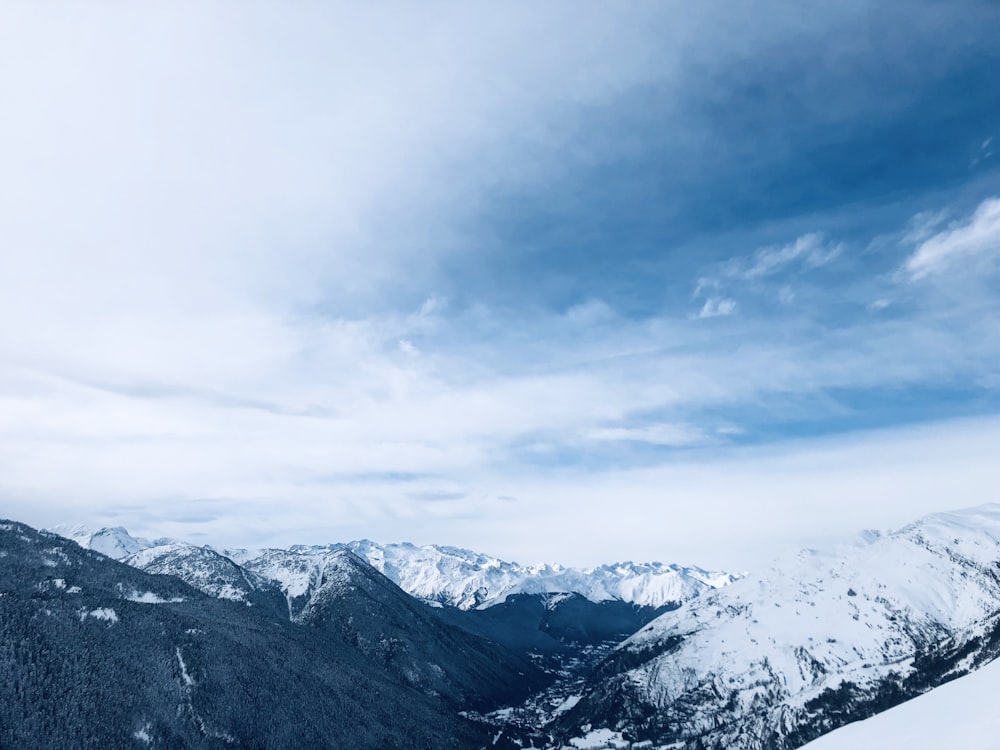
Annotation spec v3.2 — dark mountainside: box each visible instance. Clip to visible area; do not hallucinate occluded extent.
[436,592,671,658]
[290,549,548,710]
[0,520,539,749]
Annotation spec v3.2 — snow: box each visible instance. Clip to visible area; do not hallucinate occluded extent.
[134,724,152,744]
[803,656,1000,749]
[176,647,195,686]
[567,727,629,748]
[81,608,118,623]
[552,694,581,715]
[125,590,185,604]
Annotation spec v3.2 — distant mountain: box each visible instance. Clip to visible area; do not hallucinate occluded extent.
[801,648,1000,749]
[48,523,158,560]
[552,504,1000,749]
[54,525,732,613]
[319,539,735,610]
[1,519,536,748]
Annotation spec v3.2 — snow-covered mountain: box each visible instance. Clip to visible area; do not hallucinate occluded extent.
[801,650,1000,749]
[236,539,735,611]
[554,503,1000,749]
[51,526,734,612]
[48,523,157,560]
[124,543,287,613]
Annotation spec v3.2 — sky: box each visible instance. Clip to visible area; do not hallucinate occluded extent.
[1,1,999,570]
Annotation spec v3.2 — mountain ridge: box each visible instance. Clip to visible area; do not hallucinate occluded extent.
[50,525,735,612]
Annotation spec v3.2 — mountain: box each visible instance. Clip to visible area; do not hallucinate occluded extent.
[436,592,674,656]
[57,527,734,613]
[552,504,1000,750]
[124,542,290,617]
[230,538,735,611]
[288,548,547,709]
[56,526,732,666]
[0,519,517,749]
[334,539,735,610]
[801,651,1000,749]
[48,523,157,560]
[113,532,550,708]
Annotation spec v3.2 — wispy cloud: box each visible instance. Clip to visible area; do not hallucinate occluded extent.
[727,233,843,280]
[690,232,842,317]
[584,423,708,447]
[904,197,1000,279]
[971,136,995,169]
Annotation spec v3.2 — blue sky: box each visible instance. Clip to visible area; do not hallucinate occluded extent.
[1,2,999,568]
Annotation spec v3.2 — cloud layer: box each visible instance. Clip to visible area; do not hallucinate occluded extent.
[1,2,999,566]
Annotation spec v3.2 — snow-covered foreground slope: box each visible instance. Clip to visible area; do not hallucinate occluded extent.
[802,654,1000,750]
[51,526,733,611]
[556,503,1000,750]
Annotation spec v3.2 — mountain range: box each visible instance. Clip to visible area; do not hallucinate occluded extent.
[51,524,735,612]
[6,504,1000,748]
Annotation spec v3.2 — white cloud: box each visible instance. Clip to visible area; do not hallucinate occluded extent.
[564,299,616,326]
[691,233,842,316]
[732,233,842,280]
[479,415,1000,569]
[584,423,707,447]
[698,297,738,318]
[904,196,1000,279]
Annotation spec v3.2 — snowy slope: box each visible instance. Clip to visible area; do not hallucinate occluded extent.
[124,543,282,605]
[49,526,285,609]
[558,503,1000,749]
[802,655,1000,750]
